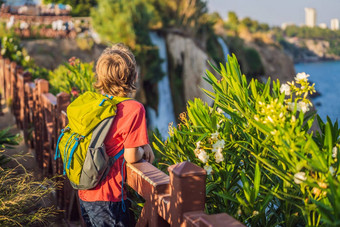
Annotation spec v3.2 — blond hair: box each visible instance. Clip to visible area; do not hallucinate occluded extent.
[94,43,137,97]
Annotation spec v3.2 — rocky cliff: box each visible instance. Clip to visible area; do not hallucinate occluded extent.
[166,33,214,116]
[245,41,296,83]
[283,37,340,63]
[21,39,106,69]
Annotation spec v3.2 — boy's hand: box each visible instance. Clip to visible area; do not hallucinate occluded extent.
[141,144,155,163]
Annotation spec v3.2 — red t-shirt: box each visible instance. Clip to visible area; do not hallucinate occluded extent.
[78,100,149,202]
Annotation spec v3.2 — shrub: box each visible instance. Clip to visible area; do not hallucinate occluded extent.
[154,55,340,226]
[76,37,94,51]
[48,57,96,100]
[0,35,48,80]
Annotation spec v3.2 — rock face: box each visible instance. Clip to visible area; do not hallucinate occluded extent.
[21,39,106,69]
[245,41,296,83]
[284,37,340,62]
[166,33,213,107]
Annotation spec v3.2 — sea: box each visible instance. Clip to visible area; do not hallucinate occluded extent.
[295,60,340,123]
[4,0,41,6]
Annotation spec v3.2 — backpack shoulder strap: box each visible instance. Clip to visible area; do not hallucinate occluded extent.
[89,96,132,148]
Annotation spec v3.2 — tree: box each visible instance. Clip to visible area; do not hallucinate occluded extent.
[91,0,163,109]
[228,11,239,25]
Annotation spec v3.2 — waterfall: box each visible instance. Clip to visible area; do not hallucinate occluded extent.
[217,37,230,62]
[147,32,176,138]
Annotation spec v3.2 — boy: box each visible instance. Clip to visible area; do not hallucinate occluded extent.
[78,43,155,227]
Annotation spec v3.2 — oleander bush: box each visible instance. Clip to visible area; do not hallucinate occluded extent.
[154,55,340,226]
[48,57,96,100]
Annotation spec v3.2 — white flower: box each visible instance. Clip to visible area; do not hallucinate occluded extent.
[194,148,203,157]
[196,141,201,149]
[294,172,307,184]
[197,150,209,163]
[211,131,219,140]
[212,139,225,152]
[214,150,224,163]
[295,72,310,81]
[24,55,30,62]
[280,84,291,96]
[332,146,337,158]
[291,115,296,122]
[297,101,310,113]
[204,165,213,175]
[212,146,222,153]
[329,166,336,175]
[287,102,295,111]
[217,107,224,114]
[217,124,220,129]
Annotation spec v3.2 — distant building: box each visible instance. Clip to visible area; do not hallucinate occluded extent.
[281,22,295,30]
[318,23,327,29]
[331,18,339,30]
[305,8,317,27]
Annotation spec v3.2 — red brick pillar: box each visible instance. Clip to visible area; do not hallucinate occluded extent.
[168,161,206,227]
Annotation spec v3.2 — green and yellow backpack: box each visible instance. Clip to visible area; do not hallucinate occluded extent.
[55,91,130,190]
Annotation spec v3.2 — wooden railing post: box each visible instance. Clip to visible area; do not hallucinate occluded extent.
[0,55,4,116]
[25,82,35,148]
[55,92,80,225]
[41,92,57,176]
[168,161,206,227]
[53,92,73,211]
[4,58,11,101]
[55,92,70,180]
[0,55,3,94]
[34,79,49,167]
[18,71,31,132]
[10,61,17,102]
[12,64,23,127]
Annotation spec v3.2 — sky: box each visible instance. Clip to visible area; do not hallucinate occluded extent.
[207,0,340,27]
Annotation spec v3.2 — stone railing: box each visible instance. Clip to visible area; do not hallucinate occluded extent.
[0,54,244,227]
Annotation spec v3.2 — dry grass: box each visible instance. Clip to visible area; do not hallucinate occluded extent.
[0,127,61,227]
[0,158,61,227]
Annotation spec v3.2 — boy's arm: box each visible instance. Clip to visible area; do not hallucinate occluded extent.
[124,144,155,164]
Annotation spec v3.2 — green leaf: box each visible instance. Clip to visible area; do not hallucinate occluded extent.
[253,162,261,202]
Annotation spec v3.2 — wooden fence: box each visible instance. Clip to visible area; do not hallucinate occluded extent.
[0,54,244,227]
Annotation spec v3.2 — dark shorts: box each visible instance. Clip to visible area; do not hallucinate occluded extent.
[79,199,131,227]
